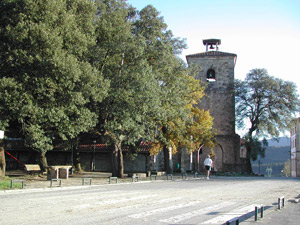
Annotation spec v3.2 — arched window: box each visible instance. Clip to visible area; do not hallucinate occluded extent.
[206,69,216,82]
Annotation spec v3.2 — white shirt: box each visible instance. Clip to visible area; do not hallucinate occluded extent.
[204,158,212,166]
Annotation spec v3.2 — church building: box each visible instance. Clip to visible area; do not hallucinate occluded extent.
[184,39,241,172]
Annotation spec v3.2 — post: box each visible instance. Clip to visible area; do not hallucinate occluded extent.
[278,196,284,209]
[255,207,258,221]
[71,143,73,175]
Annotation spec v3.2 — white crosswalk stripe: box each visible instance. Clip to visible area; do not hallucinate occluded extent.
[159,201,235,224]
[201,204,260,224]
[72,194,157,209]
[128,200,204,219]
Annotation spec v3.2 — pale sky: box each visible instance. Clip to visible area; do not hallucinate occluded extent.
[126,0,300,92]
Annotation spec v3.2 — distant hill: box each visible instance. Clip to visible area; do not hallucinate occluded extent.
[251,137,290,176]
[267,137,290,147]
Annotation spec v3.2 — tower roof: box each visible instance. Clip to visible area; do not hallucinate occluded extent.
[186,51,237,58]
[203,39,221,46]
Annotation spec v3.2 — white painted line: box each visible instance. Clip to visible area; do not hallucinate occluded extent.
[96,194,158,206]
[129,200,204,219]
[201,204,259,224]
[160,201,235,223]
[100,197,184,214]
[70,194,157,210]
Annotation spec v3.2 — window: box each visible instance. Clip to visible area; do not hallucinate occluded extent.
[206,69,216,82]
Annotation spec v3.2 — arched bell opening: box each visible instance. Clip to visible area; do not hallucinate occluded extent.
[206,69,216,82]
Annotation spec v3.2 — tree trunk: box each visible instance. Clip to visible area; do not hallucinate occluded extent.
[111,141,124,178]
[0,147,6,177]
[244,146,253,174]
[74,146,82,172]
[163,145,172,174]
[39,151,48,172]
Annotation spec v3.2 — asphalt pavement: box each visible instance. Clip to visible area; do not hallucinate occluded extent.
[2,171,300,224]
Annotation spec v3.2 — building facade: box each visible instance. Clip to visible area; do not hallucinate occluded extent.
[185,39,241,172]
[290,117,300,177]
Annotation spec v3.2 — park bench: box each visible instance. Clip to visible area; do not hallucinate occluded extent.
[24,164,41,174]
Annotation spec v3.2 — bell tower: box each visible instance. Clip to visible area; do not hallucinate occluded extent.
[186,39,241,172]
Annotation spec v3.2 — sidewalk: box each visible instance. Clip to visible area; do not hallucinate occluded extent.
[5,170,144,189]
[4,170,194,190]
[242,200,300,224]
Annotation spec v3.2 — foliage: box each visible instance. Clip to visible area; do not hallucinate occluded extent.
[0,0,109,166]
[282,160,291,177]
[235,68,300,138]
[132,5,215,157]
[0,0,215,176]
[235,68,300,171]
[245,137,268,161]
[93,0,160,145]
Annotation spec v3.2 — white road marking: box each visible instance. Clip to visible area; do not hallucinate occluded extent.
[201,204,260,224]
[159,201,235,223]
[71,194,157,209]
[99,196,184,214]
[95,194,158,205]
[128,200,205,219]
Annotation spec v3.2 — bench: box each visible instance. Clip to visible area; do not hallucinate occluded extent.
[47,165,72,180]
[24,164,41,174]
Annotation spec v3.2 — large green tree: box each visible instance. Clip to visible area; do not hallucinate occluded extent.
[235,68,300,172]
[0,0,109,170]
[133,5,215,173]
[91,0,161,177]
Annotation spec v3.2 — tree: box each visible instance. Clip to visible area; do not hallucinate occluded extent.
[91,0,162,177]
[133,5,215,173]
[235,68,300,172]
[0,0,109,170]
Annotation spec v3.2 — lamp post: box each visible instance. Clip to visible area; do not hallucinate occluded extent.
[93,140,96,171]
[71,142,73,174]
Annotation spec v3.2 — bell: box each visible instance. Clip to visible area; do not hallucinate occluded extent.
[209,44,214,49]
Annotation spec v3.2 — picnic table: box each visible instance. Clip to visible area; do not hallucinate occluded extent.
[47,165,72,180]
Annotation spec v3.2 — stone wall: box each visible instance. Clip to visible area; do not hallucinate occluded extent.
[186,51,241,172]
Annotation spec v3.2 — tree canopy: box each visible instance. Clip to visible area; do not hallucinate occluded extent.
[235,68,300,168]
[0,0,109,169]
[0,0,215,176]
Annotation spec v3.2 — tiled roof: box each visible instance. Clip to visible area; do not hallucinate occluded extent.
[79,142,152,153]
[186,51,237,58]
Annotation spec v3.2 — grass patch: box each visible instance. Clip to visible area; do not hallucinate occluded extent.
[0,177,23,190]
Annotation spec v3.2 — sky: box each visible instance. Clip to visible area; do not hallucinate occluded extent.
[126,0,300,91]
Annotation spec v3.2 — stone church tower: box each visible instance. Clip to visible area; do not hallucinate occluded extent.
[186,39,241,172]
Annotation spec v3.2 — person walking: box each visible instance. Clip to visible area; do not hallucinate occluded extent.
[204,154,213,180]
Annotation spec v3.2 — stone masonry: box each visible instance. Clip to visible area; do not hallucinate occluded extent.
[185,40,241,173]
